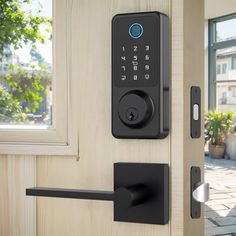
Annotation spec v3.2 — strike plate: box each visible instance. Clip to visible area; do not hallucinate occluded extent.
[191,166,201,218]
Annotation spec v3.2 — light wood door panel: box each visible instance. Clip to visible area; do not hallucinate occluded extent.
[171,0,205,235]
[37,0,170,235]
[0,155,36,236]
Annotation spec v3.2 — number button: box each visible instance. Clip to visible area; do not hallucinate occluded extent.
[145,65,150,70]
[133,75,138,80]
[145,45,150,51]
[132,61,138,66]
[133,55,138,61]
[145,55,149,60]
[121,75,126,81]
[121,56,126,61]
[122,46,125,52]
[132,60,138,71]
[145,74,150,80]
[121,66,126,71]
[133,45,138,52]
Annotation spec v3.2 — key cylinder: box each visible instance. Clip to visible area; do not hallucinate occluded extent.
[118,91,154,128]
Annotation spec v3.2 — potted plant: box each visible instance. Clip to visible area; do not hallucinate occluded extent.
[226,125,236,160]
[205,111,234,159]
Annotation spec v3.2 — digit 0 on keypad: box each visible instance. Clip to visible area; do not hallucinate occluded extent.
[112,12,169,139]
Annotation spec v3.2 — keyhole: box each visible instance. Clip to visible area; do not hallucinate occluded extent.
[126,108,138,122]
[128,112,135,121]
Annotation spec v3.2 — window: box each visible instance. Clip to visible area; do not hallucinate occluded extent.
[208,14,236,112]
[0,0,77,155]
[222,63,227,74]
[217,64,221,74]
[0,0,52,126]
[215,17,236,42]
[232,57,236,69]
[232,87,236,97]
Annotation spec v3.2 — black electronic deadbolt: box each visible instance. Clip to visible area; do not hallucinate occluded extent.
[112,12,170,139]
[26,163,169,225]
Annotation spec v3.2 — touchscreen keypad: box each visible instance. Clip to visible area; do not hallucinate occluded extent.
[120,44,151,81]
[116,42,155,87]
[113,16,159,88]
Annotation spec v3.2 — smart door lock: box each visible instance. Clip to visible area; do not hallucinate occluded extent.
[112,12,169,139]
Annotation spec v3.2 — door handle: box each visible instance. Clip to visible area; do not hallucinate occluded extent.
[26,162,169,225]
[26,184,150,207]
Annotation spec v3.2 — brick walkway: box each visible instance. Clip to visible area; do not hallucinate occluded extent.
[205,156,236,236]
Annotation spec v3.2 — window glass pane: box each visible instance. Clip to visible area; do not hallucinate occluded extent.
[216,64,221,74]
[216,17,236,42]
[222,63,227,74]
[216,82,236,112]
[0,0,52,127]
[216,47,236,81]
[232,56,236,70]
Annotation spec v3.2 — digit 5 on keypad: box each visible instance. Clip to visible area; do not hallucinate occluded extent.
[112,12,170,139]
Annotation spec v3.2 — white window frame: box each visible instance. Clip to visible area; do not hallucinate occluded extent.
[208,13,236,110]
[0,0,78,156]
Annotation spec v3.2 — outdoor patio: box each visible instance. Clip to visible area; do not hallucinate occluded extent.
[205,156,236,236]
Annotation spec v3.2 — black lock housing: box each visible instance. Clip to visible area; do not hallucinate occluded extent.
[112,12,170,139]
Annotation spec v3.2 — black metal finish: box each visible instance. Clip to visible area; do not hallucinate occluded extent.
[112,12,169,139]
[26,163,169,225]
[114,162,169,225]
[118,91,154,128]
[190,86,201,138]
[191,166,201,219]
[26,188,114,201]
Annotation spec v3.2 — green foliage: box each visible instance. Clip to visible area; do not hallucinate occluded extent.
[0,0,52,123]
[30,48,45,65]
[0,0,52,59]
[205,111,235,145]
[0,85,26,123]
[2,65,52,113]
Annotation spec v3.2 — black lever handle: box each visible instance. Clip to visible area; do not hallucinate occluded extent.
[26,184,149,207]
[26,187,114,201]
[26,163,169,225]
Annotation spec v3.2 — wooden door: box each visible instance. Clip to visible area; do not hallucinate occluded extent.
[0,0,204,235]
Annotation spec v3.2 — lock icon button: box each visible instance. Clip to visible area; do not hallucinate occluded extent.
[118,91,154,128]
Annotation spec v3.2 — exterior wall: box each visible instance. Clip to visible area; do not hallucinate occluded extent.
[213,55,236,111]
